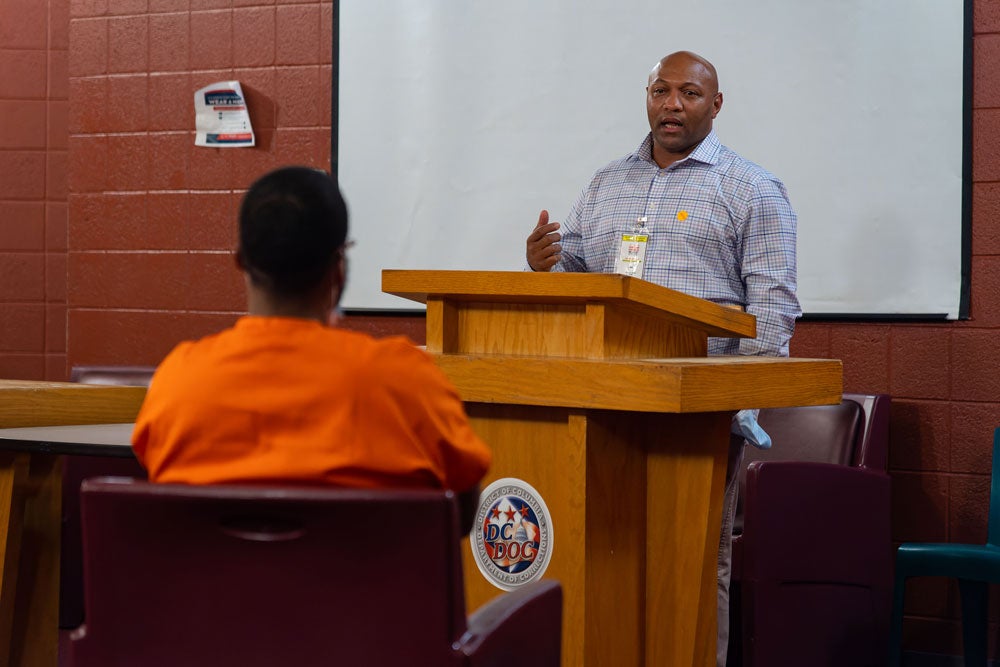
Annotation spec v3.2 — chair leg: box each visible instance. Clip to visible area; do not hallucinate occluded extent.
[887,571,907,667]
[957,579,988,667]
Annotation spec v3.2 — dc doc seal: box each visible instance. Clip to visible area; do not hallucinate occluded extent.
[471,477,553,591]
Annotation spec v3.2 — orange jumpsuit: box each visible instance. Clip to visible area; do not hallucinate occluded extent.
[132,316,491,492]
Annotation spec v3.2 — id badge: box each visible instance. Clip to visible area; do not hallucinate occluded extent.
[615,233,649,278]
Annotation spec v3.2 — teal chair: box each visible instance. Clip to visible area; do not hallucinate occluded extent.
[888,426,1000,666]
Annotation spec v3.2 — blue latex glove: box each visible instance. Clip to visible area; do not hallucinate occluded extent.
[734,409,772,449]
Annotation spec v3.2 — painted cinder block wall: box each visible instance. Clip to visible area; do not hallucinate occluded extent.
[1,0,1000,657]
[0,0,70,379]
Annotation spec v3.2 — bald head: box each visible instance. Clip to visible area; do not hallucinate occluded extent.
[648,51,719,94]
[645,50,723,167]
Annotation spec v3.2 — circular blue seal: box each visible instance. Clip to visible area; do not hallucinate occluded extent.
[470,477,553,591]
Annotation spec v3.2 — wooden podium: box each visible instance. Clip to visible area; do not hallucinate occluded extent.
[382,270,842,667]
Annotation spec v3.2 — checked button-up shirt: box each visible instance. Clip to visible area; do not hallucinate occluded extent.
[552,131,801,358]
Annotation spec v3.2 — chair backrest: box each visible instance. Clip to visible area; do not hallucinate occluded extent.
[729,394,892,667]
[61,367,152,629]
[989,427,1000,548]
[72,478,469,667]
[843,392,891,471]
[734,393,890,534]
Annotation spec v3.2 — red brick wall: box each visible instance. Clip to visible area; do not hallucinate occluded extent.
[63,0,335,368]
[1,0,1000,657]
[0,0,69,380]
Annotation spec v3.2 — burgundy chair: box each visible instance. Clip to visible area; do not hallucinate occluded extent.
[70,478,563,667]
[60,366,154,628]
[727,393,892,667]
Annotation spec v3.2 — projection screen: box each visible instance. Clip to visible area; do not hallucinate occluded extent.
[335,0,970,318]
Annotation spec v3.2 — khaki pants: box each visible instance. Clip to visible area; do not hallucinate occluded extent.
[717,435,745,667]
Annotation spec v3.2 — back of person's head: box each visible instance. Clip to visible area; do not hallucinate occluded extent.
[237,166,348,297]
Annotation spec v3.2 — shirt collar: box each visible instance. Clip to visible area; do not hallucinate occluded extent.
[235,315,327,330]
[634,130,722,168]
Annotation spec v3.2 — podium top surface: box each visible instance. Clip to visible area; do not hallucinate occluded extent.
[382,270,755,339]
[432,354,842,413]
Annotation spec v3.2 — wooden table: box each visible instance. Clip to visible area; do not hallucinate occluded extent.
[0,380,144,667]
[0,424,134,457]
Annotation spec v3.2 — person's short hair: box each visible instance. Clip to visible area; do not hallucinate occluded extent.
[237,166,349,296]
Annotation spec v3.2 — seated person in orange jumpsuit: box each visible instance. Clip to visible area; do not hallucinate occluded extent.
[132,166,491,521]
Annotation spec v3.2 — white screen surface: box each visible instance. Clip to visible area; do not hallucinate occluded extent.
[337,1,967,317]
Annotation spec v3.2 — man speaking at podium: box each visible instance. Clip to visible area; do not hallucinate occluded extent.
[524,51,800,667]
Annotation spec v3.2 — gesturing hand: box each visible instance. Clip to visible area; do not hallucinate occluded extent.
[526,210,562,272]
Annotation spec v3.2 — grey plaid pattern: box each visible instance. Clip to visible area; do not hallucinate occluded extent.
[553,131,800,357]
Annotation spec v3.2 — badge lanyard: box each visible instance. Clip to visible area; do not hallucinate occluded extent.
[615,216,649,278]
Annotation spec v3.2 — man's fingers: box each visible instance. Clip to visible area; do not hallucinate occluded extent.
[528,227,562,245]
[534,254,562,270]
[527,223,561,243]
[527,210,562,272]
[536,243,562,259]
[529,210,559,240]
